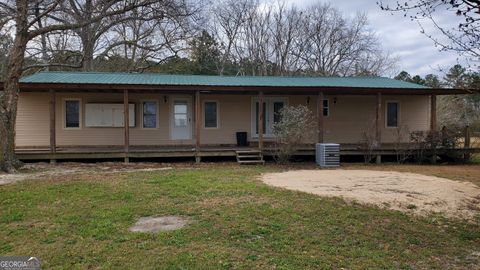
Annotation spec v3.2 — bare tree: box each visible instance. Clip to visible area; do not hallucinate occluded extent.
[270,2,303,75]
[0,33,13,80]
[206,0,395,76]
[0,0,167,172]
[211,0,253,75]
[378,0,480,60]
[45,0,193,71]
[236,2,273,76]
[298,4,389,76]
[98,3,194,72]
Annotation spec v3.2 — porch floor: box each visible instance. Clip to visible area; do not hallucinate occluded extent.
[15,145,319,160]
[16,144,479,161]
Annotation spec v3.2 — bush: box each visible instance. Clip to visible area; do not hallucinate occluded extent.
[393,125,413,164]
[272,105,315,163]
[410,130,441,163]
[410,127,464,163]
[359,120,378,164]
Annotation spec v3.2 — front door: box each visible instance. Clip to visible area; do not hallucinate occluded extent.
[252,97,287,137]
[171,97,192,140]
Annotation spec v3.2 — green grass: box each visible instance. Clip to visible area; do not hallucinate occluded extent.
[1,166,479,269]
[471,154,480,164]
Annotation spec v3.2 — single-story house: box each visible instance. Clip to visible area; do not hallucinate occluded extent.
[1,71,463,162]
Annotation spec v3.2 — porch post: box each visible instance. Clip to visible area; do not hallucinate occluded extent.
[49,89,56,164]
[124,89,129,163]
[430,94,437,164]
[430,95,437,131]
[258,91,264,151]
[195,90,201,163]
[375,92,382,164]
[317,92,324,143]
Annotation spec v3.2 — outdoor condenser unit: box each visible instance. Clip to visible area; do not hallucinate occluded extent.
[316,143,340,167]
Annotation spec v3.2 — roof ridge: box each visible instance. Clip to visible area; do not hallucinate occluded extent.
[33,71,389,80]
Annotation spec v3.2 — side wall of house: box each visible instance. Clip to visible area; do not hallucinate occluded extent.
[15,92,431,147]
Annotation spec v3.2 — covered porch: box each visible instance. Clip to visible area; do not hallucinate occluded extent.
[14,72,466,163]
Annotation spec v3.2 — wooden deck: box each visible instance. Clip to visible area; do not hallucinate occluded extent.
[14,145,313,160]
[14,144,480,161]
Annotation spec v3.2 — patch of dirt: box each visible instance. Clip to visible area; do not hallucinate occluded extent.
[261,170,480,219]
[0,162,173,185]
[129,216,189,233]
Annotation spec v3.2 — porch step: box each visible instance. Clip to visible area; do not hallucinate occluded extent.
[236,150,265,165]
[238,160,265,164]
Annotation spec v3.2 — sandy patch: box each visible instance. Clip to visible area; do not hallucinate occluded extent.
[129,216,189,233]
[0,162,172,185]
[261,170,480,219]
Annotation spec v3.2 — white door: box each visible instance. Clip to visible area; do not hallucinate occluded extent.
[171,97,192,140]
[251,97,286,137]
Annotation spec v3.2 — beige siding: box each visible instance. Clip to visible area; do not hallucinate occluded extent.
[15,92,431,147]
[16,92,50,147]
[200,95,251,145]
[321,95,430,144]
[53,93,194,146]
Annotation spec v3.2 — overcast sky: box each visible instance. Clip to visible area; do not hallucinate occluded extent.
[276,0,464,77]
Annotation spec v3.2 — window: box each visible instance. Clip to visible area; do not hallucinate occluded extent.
[323,99,329,116]
[273,101,284,124]
[65,100,80,128]
[143,101,157,128]
[174,101,188,127]
[204,101,218,128]
[386,101,399,127]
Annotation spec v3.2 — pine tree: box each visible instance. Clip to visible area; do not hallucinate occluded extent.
[189,30,221,75]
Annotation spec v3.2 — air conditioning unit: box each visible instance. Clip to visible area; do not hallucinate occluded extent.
[316,143,340,167]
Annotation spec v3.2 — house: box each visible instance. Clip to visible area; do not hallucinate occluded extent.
[6,71,462,163]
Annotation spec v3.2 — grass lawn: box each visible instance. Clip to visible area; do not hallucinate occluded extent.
[472,154,480,165]
[1,164,480,269]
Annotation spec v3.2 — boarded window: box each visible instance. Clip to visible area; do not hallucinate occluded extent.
[143,101,157,128]
[323,99,329,116]
[204,101,218,128]
[386,102,398,127]
[65,100,80,128]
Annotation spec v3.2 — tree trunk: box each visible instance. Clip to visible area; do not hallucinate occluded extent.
[0,0,29,173]
[82,37,95,71]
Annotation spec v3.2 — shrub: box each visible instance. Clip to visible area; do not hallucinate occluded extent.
[393,124,413,164]
[359,120,378,164]
[272,105,316,163]
[410,127,464,163]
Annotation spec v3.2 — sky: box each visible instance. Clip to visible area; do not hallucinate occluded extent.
[278,0,465,77]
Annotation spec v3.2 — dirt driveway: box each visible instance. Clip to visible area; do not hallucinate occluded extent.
[262,170,480,219]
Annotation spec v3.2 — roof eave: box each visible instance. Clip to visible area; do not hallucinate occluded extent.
[15,82,468,95]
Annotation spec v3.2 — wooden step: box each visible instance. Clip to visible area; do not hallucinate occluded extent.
[237,160,265,164]
[237,155,261,159]
[236,150,261,154]
[236,150,264,165]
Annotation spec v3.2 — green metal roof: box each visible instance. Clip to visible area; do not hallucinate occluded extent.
[20,71,427,89]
